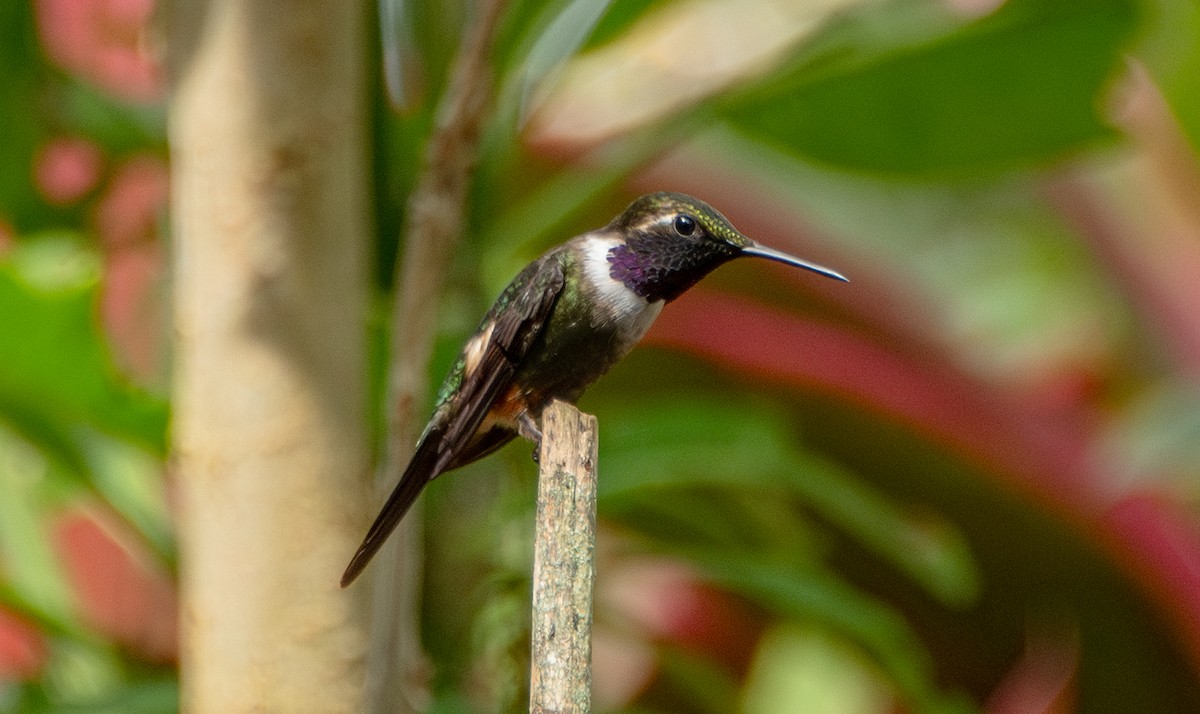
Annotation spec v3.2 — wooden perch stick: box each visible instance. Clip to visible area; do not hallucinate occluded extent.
[530,401,599,714]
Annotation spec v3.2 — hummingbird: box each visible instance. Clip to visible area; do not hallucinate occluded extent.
[341,192,846,586]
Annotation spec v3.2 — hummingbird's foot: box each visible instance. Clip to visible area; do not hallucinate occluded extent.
[517,411,543,463]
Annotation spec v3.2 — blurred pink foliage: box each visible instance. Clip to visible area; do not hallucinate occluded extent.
[95,155,169,377]
[0,511,180,679]
[0,1,175,680]
[31,142,170,378]
[0,611,45,681]
[594,556,764,707]
[54,511,178,663]
[32,0,172,376]
[986,631,1077,714]
[605,559,760,665]
[35,0,163,102]
[34,137,104,205]
[94,155,168,249]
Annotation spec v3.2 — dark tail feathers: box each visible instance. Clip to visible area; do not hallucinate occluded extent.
[340,433,442,587]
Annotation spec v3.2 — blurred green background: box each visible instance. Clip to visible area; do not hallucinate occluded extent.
[3,0,1200,712]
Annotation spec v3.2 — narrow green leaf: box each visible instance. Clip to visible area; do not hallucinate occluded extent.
[694,553,976,713]
[379,0,418,110]
[0,426,80,633]
[514,0,617,122]
[78,434,174,566]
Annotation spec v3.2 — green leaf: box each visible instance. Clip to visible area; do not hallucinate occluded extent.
[721,0,1142,175]
[0,234,168,458]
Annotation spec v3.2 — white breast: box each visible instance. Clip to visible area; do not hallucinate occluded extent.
[580,235,664,345]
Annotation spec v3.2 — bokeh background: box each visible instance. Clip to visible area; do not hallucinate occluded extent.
[2,0,1200,712]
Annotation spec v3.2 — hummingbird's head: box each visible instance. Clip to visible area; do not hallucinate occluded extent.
[606,192,846,302]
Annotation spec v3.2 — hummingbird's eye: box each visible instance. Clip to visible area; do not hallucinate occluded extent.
[673,214,696,237]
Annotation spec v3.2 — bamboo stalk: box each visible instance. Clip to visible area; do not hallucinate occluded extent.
[366,1,507,710]
[529,400,599,714]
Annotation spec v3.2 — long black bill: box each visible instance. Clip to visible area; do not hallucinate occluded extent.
[741,243,849,283]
